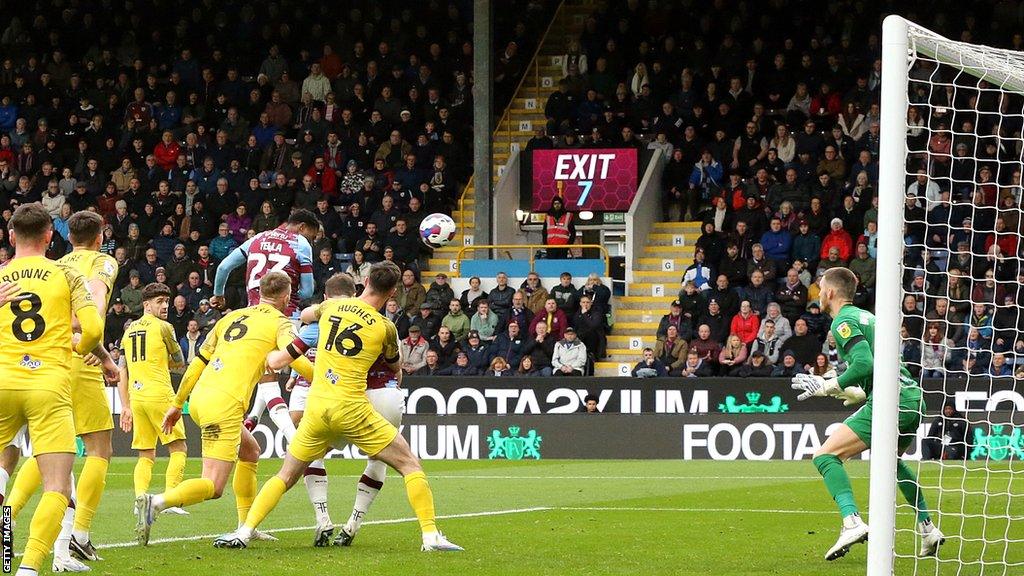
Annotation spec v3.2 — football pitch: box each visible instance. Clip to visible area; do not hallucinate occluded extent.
[7,458,1022,575]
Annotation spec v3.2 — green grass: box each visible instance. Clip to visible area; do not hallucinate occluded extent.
[7,458,1022,575]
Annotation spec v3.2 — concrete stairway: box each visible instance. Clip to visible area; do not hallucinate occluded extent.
[594,221,702,376]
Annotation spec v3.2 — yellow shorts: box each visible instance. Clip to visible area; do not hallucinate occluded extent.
[131,397,186,450]
[0,388,76,455]
[188,387,243,463]
[70,356,114,435]
[288,395,398,461]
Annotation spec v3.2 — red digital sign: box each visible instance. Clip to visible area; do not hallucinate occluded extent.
[531,148,638,212]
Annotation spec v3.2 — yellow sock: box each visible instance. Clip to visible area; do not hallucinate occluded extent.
[133,457,155,497]
[162,478,215,509]
[7,456,41,519]
[243,476,287,529]
[20,491,68,571]
[232,461,258,524]
[403,471,437,534]
[73,456,108,533]
[165,451,187,492]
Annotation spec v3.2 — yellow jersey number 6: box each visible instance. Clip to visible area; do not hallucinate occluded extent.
[323,316,363,357]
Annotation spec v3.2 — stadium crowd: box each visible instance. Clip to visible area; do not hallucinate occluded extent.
[0,0,558,354]
[529,1,1024,379]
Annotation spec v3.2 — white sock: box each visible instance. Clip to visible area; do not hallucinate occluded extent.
[248,381,280,421]
[267,398,295,440]
[0,466,9,503]
[347,459,386,532]
[56,472,77,559]
[16,567,39,575]
[303,461,330,526]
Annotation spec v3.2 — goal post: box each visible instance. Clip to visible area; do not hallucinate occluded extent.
[866,14,910,576]
[870,15,1024,575]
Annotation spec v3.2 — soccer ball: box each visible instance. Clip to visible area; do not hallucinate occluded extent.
[419,213,457,248]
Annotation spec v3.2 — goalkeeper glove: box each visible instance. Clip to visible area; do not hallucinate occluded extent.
[833,386,867,407]
[791,370,841,401]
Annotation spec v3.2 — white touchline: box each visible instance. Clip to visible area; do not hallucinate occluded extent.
[101,474,866,480]
[559,507,836,515]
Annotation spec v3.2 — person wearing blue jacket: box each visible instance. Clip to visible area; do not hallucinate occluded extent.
[760,217,793,273]
[791,220,822,269]
[0,96,18,132]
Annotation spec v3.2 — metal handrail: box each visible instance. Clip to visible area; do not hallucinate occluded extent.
[454,243,610,277]
[457,0,568,243]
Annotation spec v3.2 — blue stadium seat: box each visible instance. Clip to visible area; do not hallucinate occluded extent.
[535,259,605,279]
[460,260,532,278]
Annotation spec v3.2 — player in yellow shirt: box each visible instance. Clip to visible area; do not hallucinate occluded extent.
[134,271,314,546]
[0,203,104,576]
[119,283,189,515]
[3,209,119,571]
[216,261,462,552]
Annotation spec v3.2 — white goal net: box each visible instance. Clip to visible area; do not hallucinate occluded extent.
[870,15,1024,576]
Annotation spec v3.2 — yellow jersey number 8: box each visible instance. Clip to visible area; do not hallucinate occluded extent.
[11,292,45,341]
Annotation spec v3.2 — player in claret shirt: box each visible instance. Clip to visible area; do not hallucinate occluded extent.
[791,267,944,561]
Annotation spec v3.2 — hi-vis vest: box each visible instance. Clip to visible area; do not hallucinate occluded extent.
[545,213,572,245]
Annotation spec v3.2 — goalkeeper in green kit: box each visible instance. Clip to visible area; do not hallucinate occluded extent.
[791,267,945,561]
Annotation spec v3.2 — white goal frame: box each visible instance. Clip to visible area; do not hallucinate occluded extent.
[870,14,1024,575]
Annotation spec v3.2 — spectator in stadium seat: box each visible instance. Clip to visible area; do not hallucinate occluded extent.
[717,243,748,287]
[193,298,221,335]
[695,222,727,267]
[415,350,444,376]
[632,347,668,378]
[657,300,688,340]
[678,349,714,378]
[730,300,761,345]
[463,331,491,372]
[771,350,805,377]
[504,290,534,333]
[542,197,575,259]
[459,276,488,312]
[791,220,822,270]
[817,246,847,274]
[429,326,460,369]
[698,299,729,344]
[516,356,541,377]
[572,294,607,360]
[470,300,500,342]
[759,303,793,343]
[775,269,808,324]
[384,298,410,339]
[550,272,579,315]
[686,151,723,221]
[490,321,526,369]
[441,299,470,342]
[488,272,515,320]
[731,350,773,377]
[530,298,569,341]
[785,319,821,371]
[424,272,455,313]
[400,325,429,375]
[522,272,549,313]
[486,357,513,377]
[396,271,427,317]
[751,318,784,366]
[738,270,772,317]
[524,322,555,377]
[655,325,688,376]
[578,274,611,317]
[718,334,748,375]
[682,248,713,291]
[746,243,777,284]
[412,302,442,341]
[552,327,587,377]
[706,274,740,319]
[690,324,722,370]
[760,217,792,271]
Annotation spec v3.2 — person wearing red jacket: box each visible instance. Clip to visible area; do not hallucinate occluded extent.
[153,130,181,170]
[306,156,338,197]
[730,300,761,345]
[820,217,852,262]
[809,82,842,125]
[528,298,569,341]
[984,217,1018,257]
